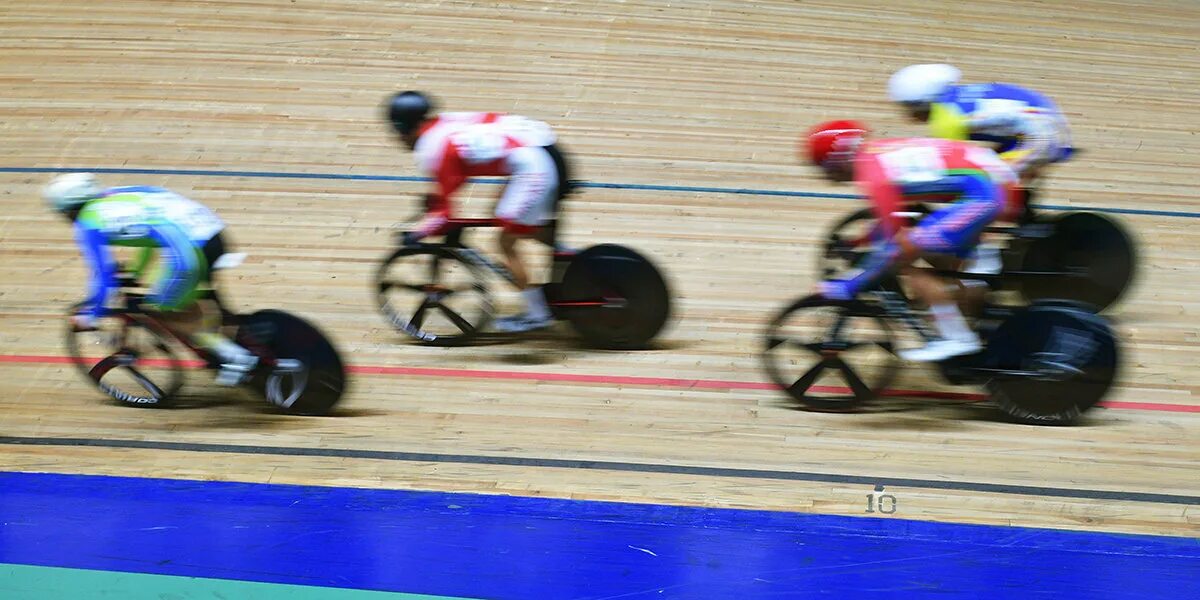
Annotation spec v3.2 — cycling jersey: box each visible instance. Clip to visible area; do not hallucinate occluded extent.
[74,186,224,318]
[927,83,1073,175]
[823,138,1016,299]
[411,112,560,235]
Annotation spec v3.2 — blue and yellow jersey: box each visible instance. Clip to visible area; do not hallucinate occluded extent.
[74,187,225,317]
[927,83,1073,167]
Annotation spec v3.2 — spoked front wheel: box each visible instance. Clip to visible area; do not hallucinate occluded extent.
[65,315,185,407]
[762,295,899,410]
[375,246,494,346]
[236,310,347,416]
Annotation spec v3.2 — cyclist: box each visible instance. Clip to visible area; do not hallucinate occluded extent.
[804,120,1019,361]
[386,91,573,333]
[45,173,258,385]
[888,63,1073,190]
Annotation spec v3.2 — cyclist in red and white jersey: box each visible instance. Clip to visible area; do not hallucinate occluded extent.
[387,91,573,333]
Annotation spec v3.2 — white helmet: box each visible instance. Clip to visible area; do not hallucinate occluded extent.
[43,173,101,213]
[887,64,962,104]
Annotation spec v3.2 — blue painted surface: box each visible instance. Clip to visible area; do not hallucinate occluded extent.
[0,472,1195,599]
[4,166,1197,219]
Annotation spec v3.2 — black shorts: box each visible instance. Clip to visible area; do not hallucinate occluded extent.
[542,143,574,204]
[201,232,229,284]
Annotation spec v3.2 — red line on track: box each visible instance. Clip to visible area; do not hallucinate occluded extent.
[4,353,1196,414]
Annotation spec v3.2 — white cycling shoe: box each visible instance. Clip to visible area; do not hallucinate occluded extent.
[899,338,982,362]
[215,355,259,386]
[493,313,554,333]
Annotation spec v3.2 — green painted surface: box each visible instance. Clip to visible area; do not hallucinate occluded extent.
[0,563,478,600]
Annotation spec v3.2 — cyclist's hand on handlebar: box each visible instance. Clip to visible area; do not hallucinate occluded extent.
[815,279,855,301]
[400,231,424,247]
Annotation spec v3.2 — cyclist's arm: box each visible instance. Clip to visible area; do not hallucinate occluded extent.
[73,222,119,320]
[414,145,468,237]
[825,179,905,297]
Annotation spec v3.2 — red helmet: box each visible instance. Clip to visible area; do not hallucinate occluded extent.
[804,120,869,172]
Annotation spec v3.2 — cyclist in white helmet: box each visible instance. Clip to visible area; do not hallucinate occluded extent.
[888,64,1073,191]
[887,64,1075,276]
[45,173,258,387]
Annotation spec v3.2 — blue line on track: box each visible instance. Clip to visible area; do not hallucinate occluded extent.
[3,166,1196,219]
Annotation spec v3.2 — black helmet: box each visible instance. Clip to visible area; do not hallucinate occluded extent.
[387,91,433,135]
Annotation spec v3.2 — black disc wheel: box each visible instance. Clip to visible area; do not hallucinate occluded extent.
[983,302,1119,425]
[762,295,899,411]
[1016,212,1136,311]
[236,310,348,416]
[375,246,493,346]
[556,244,671,350]
[65,315,185,407]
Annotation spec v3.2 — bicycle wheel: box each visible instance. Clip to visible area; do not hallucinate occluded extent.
[556,244,671,350]
[1016,212,1136,311]
[762,295,899,411]
[236,310,347,416]
[65,315,185,407]
[985,302,1119,425]
[375,246,493,346]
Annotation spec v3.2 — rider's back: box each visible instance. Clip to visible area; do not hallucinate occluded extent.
[929,83,1069,156]
[413,112,557,177]
[77,186,224,246]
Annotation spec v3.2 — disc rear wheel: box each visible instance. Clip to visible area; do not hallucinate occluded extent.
[1016,212,1136,311]
[555,244,670,350]
[236,310,347,416]
[984,302,1119,425]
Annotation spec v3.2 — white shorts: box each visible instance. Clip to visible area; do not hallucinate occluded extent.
[496,145,558,232]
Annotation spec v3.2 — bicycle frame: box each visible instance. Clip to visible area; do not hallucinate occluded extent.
[416,218,605,308]
[99,294,222,366]
[94,286,283,371]
[865,289,938,344]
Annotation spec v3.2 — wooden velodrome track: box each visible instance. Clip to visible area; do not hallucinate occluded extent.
[0,0,1196,540]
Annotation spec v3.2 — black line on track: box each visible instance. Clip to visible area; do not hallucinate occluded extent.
[1,436,1195,506]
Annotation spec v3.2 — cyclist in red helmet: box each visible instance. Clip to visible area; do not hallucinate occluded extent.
[804,120,1019,361]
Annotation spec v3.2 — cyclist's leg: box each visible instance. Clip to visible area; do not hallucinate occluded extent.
[154,234,256,384]
[900,196,1001,360]
[197,234,258,384]
[146,242,205,333]
[537,143,572,250]
[494,145,558,332]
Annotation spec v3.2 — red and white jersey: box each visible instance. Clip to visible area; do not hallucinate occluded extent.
[853,137,1019,233]
[413,112,557,203]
